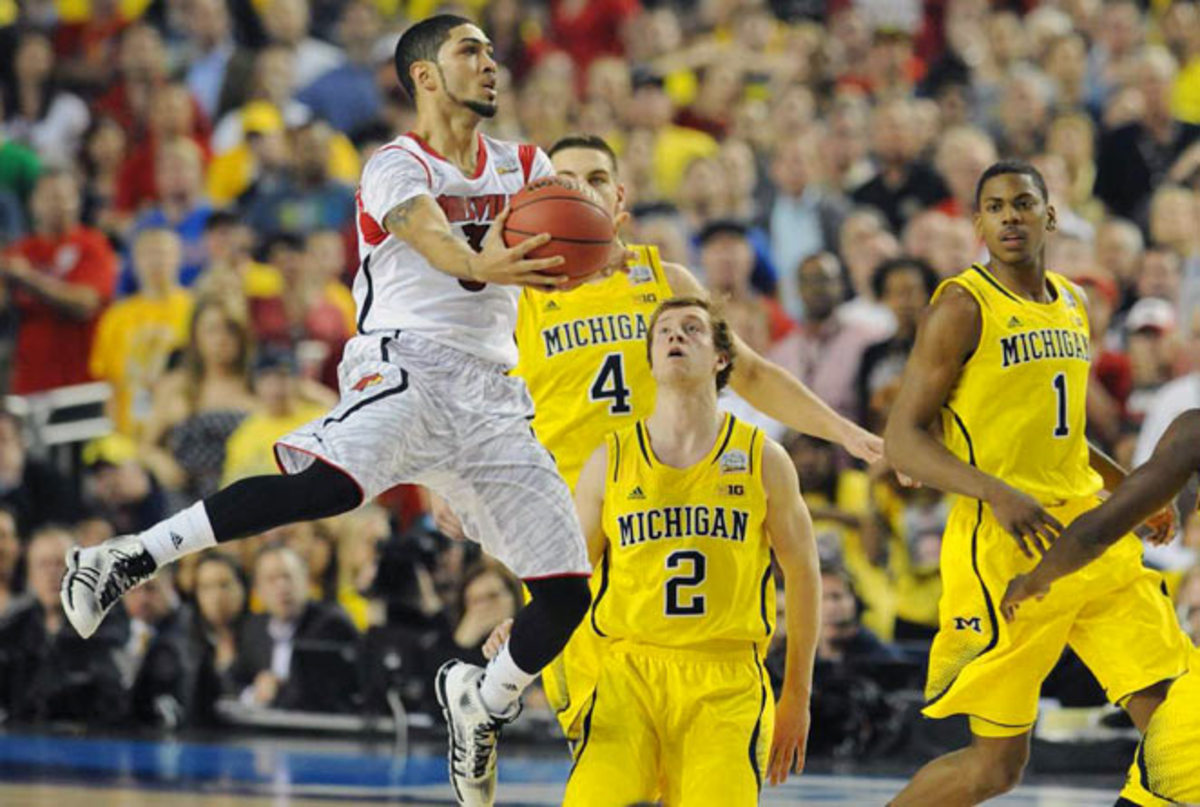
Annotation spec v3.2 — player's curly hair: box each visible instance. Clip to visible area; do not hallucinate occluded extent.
[646,297,736,392]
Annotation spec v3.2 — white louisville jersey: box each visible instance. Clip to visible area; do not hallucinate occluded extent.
[354,131,554,368]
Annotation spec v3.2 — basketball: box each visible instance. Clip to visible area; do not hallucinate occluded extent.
[502,177,615,279]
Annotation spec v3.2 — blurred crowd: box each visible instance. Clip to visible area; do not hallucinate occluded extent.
[0,0,1198,755]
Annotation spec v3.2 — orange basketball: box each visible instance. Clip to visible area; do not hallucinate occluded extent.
[502,178,615,279]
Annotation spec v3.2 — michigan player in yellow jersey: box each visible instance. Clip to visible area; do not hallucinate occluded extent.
[446,132,882,740]
[883,161,1191,807]
[560,296,819,806]
[1002,410,1200,806]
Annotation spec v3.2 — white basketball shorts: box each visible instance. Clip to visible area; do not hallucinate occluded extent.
[275,331,590,580]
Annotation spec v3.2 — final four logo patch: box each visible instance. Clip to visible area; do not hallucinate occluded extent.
[719,449,748,475]
[628,264,654,285]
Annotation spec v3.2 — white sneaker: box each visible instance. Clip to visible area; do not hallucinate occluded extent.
[435,660,520,807]
[61,535,158,638]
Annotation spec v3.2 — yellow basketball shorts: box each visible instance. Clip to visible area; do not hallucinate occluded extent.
[562,641,773,807]
[923,497,1190,736]
[542,616,604,741]
[1119,656,1200,806]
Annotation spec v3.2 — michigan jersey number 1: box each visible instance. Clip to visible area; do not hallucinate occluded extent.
[1052,373,1069,437]
[665,550,706,616]
[591,354,632,414]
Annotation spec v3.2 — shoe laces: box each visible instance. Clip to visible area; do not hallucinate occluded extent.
[98,547,156,610]
[452,716,500,779]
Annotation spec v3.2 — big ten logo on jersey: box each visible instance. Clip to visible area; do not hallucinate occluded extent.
[718,482,745,497]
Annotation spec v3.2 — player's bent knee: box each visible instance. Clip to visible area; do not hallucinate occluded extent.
[972,736,1029,799]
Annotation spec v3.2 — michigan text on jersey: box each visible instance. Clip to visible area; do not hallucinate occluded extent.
[617,505,751,547]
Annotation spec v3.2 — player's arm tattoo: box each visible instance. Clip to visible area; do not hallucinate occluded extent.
[383,197,420,235]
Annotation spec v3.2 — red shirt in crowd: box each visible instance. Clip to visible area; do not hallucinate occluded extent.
[7,227,118,394]
[549,0,639,70]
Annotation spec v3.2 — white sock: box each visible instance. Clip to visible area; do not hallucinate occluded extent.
[478,644,535,717]
[140,502,217,566]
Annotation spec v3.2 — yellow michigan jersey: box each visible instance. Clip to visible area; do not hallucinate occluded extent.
[513,244,672,490]
[921,264,1189,736]
[564,413,775,807]
[593,413,774,653]
[938,264,1102,504]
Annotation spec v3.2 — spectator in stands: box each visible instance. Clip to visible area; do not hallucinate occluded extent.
[78,116,127,236]
[698,219,794,344]
[119,567,200,728]
[0,526,125,724]
[990,65,1052,159]
[241,120,355,239]
[260,0,344,92]
[180,0,257,122]
[95,24,208,144]
[1095,217,1145,307]
[91,228,194,437]
[233,544,359,711]
[816,564,898,665]
[81,434,168,536]
[0,505,20,616]
[626,69,719,201]
[221,347,326,486]
[140,297,255,505]
[2,31,90,164]
[1074,273,1131,451]
[933,126,997,221]
[901,209,979,278]
[194,210,282,308]
[123,138,213,291]
[1135,246,1183,309]
[851,97,949,233]
[822,96,874,194]
[437,561,522,668]
[1046,114,1102,224]
[114,82,211,219]
[192,552,248,696]
[269,520,338,603]
[792,252,881,423]
[1123,297,1180,438]
[768,125,849,319]
[211,46,310,155]
[1096,47,1200,223]
[857,257,938,434]
[296,1,383,136]
[836,208,900,333]
[1,170,117,395]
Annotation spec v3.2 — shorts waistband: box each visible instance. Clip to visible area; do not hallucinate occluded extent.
[609,638,763,663]
[365,330,509,374]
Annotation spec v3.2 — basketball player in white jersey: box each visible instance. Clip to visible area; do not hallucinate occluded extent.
[61,15,613,807]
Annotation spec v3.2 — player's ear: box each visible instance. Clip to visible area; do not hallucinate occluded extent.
[1046,204,1057,233]
[413,60,438,95]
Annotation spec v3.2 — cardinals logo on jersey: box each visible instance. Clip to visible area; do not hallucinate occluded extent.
[352,372,385,392]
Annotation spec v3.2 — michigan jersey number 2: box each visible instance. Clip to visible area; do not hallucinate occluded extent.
[1052,373,1069,437]
[665,550,706,616]
[591,354,632,414]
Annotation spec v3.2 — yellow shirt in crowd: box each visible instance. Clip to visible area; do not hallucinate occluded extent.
[89,289,194,437]
[222,401,327,486]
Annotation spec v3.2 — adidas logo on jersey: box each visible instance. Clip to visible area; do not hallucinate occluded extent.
[628,486,646,500]
[544,300,560,312]
[1007,316,1023,328]
[497,163,521,175]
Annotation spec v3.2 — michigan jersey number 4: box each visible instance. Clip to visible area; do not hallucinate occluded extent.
[591,354,633,415]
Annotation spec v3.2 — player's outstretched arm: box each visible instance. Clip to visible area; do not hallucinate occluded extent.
[762,438,819,786]
[574,442,611,565]
[1002,410,1200,619]
[382,196,568,290]
[661,261,883,464]
[884,284,1062,555]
